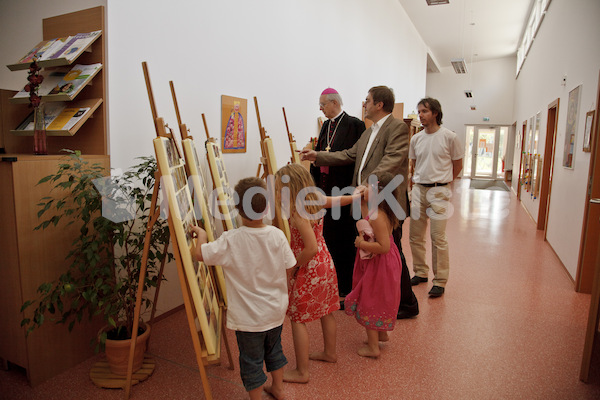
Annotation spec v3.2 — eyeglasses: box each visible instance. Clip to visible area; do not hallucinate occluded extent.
[319,100,332,108]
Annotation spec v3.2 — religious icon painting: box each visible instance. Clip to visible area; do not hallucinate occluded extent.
[221,95,247,153]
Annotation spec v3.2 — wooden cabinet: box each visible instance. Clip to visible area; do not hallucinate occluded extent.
[0,155,108,386]
[0,6,109,386]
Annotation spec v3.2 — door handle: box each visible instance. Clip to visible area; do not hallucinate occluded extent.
[590,198,600,204]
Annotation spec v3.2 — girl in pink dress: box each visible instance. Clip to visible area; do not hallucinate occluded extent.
[274,164,361,383]
[345,172,402,358]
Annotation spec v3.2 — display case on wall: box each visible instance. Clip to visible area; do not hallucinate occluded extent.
[0,6,109,386]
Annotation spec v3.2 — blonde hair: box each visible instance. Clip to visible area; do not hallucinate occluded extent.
[274,164,323,218]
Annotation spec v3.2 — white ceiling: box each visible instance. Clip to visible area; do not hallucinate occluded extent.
[397,0,534,71]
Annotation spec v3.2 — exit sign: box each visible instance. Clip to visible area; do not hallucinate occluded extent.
[483,117,490,121]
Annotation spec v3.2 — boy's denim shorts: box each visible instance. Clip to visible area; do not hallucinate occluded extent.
[235,325,287,392]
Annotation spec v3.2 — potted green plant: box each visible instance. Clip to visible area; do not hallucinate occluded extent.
[21,149,172,374]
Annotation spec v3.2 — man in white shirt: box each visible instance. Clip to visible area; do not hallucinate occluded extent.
[409,97,463,297]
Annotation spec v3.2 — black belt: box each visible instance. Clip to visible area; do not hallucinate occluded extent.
[418,182,449,187]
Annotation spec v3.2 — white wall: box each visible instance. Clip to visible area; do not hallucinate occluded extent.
[106,0,428,181]
[511,0,600,278]
[426,56,517,158]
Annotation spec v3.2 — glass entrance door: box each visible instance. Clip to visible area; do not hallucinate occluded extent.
[465,126,508,179]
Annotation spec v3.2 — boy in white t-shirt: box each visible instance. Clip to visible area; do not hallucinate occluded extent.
[191,177,296,400]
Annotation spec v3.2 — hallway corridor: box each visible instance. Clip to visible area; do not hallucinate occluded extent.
[2,179,599,399]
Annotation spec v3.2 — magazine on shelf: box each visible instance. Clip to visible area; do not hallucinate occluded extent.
[37,37,70,61]
[47,107,90,130]
[16,103,67,131]
[18,41,46,64]
[48,30,101,62]
[12,63,101,100]
[14,30,101,65]
[12,68,69,99]
[47,63,102,96]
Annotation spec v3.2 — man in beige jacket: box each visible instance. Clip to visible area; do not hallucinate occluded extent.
[300,85,419,319]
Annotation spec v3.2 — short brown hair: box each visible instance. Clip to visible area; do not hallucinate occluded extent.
[234,177,267,220]
[417,97,443,125]
[369,86,395,113]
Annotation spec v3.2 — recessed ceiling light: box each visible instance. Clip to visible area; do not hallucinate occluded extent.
[426,0,449,5]
[451,58,468,74]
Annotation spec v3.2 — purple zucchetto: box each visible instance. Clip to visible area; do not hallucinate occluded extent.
[321,88,339,95]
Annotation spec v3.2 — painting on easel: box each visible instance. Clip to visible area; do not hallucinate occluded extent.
[206,140,241,230]
[182,137,228,305]
[221,95,247,153]
[154,136,221,355]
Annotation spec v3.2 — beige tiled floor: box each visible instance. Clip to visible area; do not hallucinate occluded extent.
[2,179,600,399]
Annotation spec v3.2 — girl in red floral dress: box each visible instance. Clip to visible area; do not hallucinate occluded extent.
[274,164,361,383]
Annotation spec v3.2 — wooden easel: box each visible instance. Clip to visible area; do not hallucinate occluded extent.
[169,80,233,366]
[282,107,301,164]
[124,61,221,400]
[201,113,240,232]
[254,97,291,241]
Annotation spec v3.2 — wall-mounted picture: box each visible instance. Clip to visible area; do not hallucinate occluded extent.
[563,85,581,169]
[221,95,247,153]
[583,110,595,152]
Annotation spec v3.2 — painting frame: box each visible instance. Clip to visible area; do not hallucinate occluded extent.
[221,95,248,153]
[563,84,581,169]
[153,137,222,356]
[583,110,595,152]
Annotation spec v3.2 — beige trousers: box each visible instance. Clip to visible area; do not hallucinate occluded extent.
[409,184,452,287]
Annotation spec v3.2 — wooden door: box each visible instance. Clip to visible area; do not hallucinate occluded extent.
[537,99,559,234]
[580,234,600,381]
[576,70,600,293]
[517,121,527,201]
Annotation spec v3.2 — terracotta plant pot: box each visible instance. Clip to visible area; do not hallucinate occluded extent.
[104,323,151,375]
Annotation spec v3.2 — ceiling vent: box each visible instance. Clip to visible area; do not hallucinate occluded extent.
[451,58,468,74]
[464,90,472,98]
[426,0,449,5]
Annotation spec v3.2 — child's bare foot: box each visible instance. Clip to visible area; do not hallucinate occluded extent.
[357,344,380,358]
[264,384,286,399]
[378,331,389,342]
[283,369,309,384]
[309,351,337,363]
[362,332,389,344]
